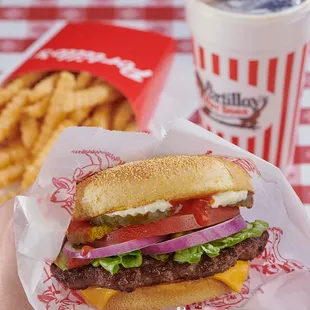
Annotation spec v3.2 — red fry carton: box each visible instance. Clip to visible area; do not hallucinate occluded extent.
[0,22,176,131]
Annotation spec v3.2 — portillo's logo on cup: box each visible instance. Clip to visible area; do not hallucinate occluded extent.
[201,79,268,129]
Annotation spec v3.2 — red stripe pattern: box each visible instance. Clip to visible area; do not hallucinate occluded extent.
[288,44,308,164]
[191,39,196,65]
[229,58,238,81]
[300,108,310,124]
[293,186,310,204]
[305,72,310,88]
[217,131,224,138]
[276,52,295,167]
[0,7,186,20]
[247,137,255,154]
[212,53,220,75]
[263,126,272,161]
[0,39,35,52]
[231,137,239,146]
[294,146,310,164]
[249,60,258,86]
[194,42,308,173]
[267,58,278,93]
[199,46,205,69]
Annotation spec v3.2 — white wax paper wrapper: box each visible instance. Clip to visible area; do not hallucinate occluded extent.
[14,119,310,310]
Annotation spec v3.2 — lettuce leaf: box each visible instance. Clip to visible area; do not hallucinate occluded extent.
[92,256,122,274]
[121,250,143,268]
[173,220,269,264]
[150,254,170,262]
[91,250,142,275]
[202,220,269,257]
[174,246,204,264]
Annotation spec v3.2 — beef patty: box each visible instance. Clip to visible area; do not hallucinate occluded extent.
[51,230,269,292]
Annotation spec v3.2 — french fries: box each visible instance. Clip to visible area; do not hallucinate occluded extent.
[21,120,76,190]
[32,71,75,155]
[63,84,121,113]
[21,117,39,150]
[92,103,112,129]
[0,70,136,204]
[0,142,27,169]
[24,95,50,118]
[124,119,137,132]
[76,71,93,90]
[29,73,58,102]
[0,163,26,188]
[69,107,92,123]
[112,100,133,130]
[0,90,29,143]
[0,71,45,106]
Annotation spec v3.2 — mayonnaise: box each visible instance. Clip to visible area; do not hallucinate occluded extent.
[105,200,172,218]
[105,191,248,217]
[211,191,248,208]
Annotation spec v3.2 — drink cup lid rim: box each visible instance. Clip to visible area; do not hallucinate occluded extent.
[192,0,310,23]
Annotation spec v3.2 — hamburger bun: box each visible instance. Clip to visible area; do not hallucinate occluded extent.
[98,278,231,310]
[74,155,252,220]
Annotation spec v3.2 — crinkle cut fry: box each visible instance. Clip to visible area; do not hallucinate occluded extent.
[0,71,46,106]
[5,124,20,143]
[91,103,113,129]
[0,162,26,188]
[31,71,76,155]
[69,107,93,124]
[22,120,76,190]
[28,73,58,102]
[112,100,133,130]
[63,84,122,113]
[0,90,29,143]
[0,142,27,169]
[76,71,93,90]
[82,117,94,127]
[124,119,137,132]
[24,95,50,118]
[21,116,39,149]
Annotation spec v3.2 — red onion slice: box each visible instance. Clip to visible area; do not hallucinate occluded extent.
[63,235,165,259]
[142,215,247,255]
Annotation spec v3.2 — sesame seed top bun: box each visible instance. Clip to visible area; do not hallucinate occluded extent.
[73,155,252,220]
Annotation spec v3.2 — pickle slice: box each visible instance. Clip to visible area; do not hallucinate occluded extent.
[91,209,172,228]
[230,192,253,208]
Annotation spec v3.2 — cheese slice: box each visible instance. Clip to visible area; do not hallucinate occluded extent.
[80,261,249,309]
[80,287,119,310]
[211,260,249,293]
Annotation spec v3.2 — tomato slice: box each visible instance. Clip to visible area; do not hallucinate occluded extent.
[55,250,91,270]
[67,220,92,234]
[67,257,91,269]
[174,199,211,226]
[95,200,240,247]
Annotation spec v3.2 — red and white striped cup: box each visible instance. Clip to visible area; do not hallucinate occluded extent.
[186,0,310,173]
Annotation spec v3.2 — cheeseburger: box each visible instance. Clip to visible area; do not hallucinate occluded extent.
[51,155,269,310]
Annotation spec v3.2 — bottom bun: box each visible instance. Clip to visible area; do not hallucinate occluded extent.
[104,278,232,310]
